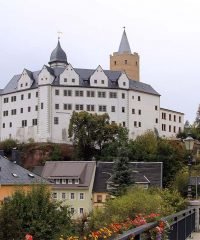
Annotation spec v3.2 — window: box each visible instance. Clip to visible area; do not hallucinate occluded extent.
[169,125,171,132]
[64,78,67,82]
[94,79,97,84]
[2,123,5,128]
[169,114,172,121]
[125,60,127,64]
[138,109,141,115]
[28,93,31,99]
[98,91,106,98]
[80,193,84,200]
[114,61,116,65]
[20,108,23,113]
[56,179,61,184]
[25,83,28,86]
[101,80,104,84]
[131,109,135,114]
[55,89,59,95]
[138,96,141,101]
[179,127,181,133]
[109,92,117,98]
[52,192,57,199]
[122,122,126,127]
[162,113,166,120]
[9,122,12,128]
[87,105,95,112]
[111,106,115,112]
[62,193,66,199]
[64,89,72,96]
[22,120,27,127]
[64,104,72,110]
[70,208,75,214]
[55,104,59,110]
[4,97,9,103]
[134,121,137,127]
[179,116,181,123]
[70,193,75,200]
[72,78,75,83]
[122,107,125,113]
[68,179,73,184]
[28,107,31,112]
[35,105,38,111]
[111,121,115,124]
[155,118,158,123]
[36,92,38,97]
[3,111,8,116]
[87,91,95,97]
[122,93,125,99]
[21,94,24,100]
[99,105,107,112]
[162,124,166,131]
[123,82,126,86]
[79,208,84,214]
[155,105,158,110]
[54,117,59,125]
[132,96,134,99]
[62,179,66,184]
[75,104,84,111]
[174,115,176,122]
[32,119,37,126]
[174,126,176,133]
[139,122,141,127]
[11,109,17,115]
[97,195,102,203]
[74,179,79,184]
[11,96,16,102]
[75,90,84,97]
[41,103,44,109]
[20,83,23,87]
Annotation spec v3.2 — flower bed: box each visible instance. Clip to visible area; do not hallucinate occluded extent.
[60,213,169,240]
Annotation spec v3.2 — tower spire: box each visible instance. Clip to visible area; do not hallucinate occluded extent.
[118,27,131,54]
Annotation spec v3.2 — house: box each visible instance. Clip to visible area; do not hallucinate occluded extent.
[0,151,49,203]
[92,161,162,208]
[41,161,96,218]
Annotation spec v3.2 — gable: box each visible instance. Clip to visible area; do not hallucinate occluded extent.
[60,64,79,85]
[38,66,55,85]
[118,72,129,89]
[17,69,33,90]
[90,65,108,87]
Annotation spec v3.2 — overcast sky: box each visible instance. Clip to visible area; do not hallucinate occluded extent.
[0,0,200,123]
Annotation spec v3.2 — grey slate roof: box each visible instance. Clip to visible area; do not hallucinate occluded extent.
[0,156,49,185]
[1,66,160,96]
[49,40,68,64]
[93,162,162,193]
[118,30,132,54]
[41,161,96,189]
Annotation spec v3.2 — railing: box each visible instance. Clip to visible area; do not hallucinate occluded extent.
[116,207,197,240]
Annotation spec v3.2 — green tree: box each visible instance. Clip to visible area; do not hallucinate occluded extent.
[109,147,133,196]
[68,111,128,160]
[0,185,72,240]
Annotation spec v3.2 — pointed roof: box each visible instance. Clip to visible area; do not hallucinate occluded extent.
[118,29,132,54]
[49,40,68,64]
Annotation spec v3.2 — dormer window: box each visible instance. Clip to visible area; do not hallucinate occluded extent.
[94,79,97,84]
[12,173,18,177]
[62,179,66,184]
[123,82,126,86]
[56,179,60,184]
[74,179,79,184]
[72,78,75,83]
[68,179,73,184]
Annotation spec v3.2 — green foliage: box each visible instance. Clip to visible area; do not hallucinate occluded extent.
[0,185,72,240]
[89,187,186,230]
[109,147,134,196]
[68,111,128,160]
[0,138,18,156]
[49,145,62,161]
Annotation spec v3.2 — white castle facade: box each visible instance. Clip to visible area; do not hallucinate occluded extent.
[0,30,184,143]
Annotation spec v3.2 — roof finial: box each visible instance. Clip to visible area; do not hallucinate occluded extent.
[57,31,63,40]
[123,26,126,30]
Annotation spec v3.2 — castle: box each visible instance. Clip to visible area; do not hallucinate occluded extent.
[0,29,184,143]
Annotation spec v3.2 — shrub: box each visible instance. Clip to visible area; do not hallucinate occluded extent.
[0,139,18,156]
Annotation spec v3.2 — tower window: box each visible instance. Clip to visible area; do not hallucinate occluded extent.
[125,60,127,64]
[114,61,116,65]
[136,61,138,66]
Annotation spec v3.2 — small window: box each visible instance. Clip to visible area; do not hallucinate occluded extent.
[41,103,44,109]
[79,208,84,214]
[9,122,12,128]
[28,93,31,99]
[55,89,59,95]
[54,117,59,125]
[138,96,141,101]
[122,122,126,127]
[111,106,115,112]
[20,108,23,114]
[179,116,181,123]
[55,104,59,110]
[20,83,23,87]
[70,193,75,200]
[94,79,97,84]
[2,123,5,128]
[28,107,31,112]
[80,193,84,200]
[122,93,125,99]
[125,60,127,64]
[22,120,27,127]
[35,105,38,111]
[114,61,116,65]
[155,105,158,110]
[68,179,73,184]
[25,83,28,86]
[169,125,171,132]
[21,94,24,100]
[132,109,135,114]
[134,121,137,127]
[174,115,176,122]
[101,80,104,84]
[64,78,67,82]
[138,109,141,115]
[139,122,141,127]
[174,126,176,133]
[155,118,158,123]
[74,179,79,184]
[97,195,102,203]
[123,82,126,86]
[52,192,57,199]
[32,119,37,126]
[36,92,38,97]
[70,208,75,214]
[62,193,66,199]
[122,107,125,113]
[72,78,75,83]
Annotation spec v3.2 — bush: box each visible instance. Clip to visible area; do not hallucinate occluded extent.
[0,139,18,156]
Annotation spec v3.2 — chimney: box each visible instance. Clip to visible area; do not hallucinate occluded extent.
[12,148,21,165]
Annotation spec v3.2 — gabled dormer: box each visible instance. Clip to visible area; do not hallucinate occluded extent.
[38,65,55,85]
[90,65,108,87]
[118,72,129,89]
[59,63,79,85]
[17,69,34,90]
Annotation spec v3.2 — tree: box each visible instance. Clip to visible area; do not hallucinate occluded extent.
[68,111,128,160]
[0,185,72,240]
[109,147,133,196]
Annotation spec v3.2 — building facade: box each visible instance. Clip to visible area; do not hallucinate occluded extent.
[0,30,184,143]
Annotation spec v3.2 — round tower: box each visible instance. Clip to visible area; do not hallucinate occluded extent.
[110,29,140,81]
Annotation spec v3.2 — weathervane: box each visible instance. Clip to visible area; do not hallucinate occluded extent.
[57,31,63,40]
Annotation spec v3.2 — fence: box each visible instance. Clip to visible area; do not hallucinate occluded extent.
[116,207,198,240]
